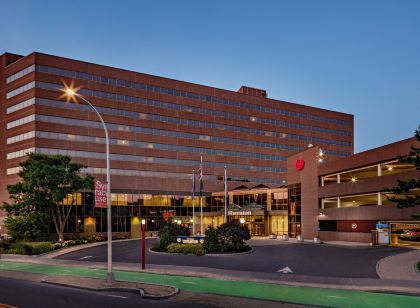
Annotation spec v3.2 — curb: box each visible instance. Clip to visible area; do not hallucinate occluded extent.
[41,237,158,259]
[40,275,179,299]
[148,246,254,256]
[376,249,420,280]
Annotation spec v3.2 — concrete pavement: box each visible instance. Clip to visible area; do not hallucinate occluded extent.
[377,248,420,281]
[1,259,420,307]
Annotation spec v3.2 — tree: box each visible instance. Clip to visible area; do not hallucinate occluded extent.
[203,226,220,253]
[217,220,251,252]
[387,126,420,214]
[3,153,93,241]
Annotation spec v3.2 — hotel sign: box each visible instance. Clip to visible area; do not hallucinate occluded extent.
[227,210,252,216]
[94,180,107,208]
[295,159,305,171]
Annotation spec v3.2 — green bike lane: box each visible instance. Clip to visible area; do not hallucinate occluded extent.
[0,260,419,307]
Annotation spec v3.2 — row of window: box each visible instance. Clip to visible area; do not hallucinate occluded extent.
[6,98,35,114]
[36,131,287,161]
[34,113,350,157]
[6,65,35,84]
[6,166,22,175]
[6,114,34,129]
[34,90,351,147]
[6,147,35,160]
[6,81,35,99]
[6,131,35,144]
[31,77,351,137]
[82,166,281,184]
[36,64,352,127]
[35,147,284,173]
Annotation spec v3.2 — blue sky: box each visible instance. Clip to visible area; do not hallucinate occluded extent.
[1,0,419,153]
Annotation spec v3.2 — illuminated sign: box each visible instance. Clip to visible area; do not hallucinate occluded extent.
[295,159,305,171]
[227,210,252,216]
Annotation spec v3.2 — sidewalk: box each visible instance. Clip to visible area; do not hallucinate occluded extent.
[0,259,419,307]
[377,249,420,281]
[1,255,420,307]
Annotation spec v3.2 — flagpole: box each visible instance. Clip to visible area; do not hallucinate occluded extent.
[200,153,203,236]
[192,170,195,235]
[224,165,227,223]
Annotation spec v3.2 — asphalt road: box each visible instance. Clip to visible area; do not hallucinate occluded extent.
[56,239,407,278]
[0,276,207,308]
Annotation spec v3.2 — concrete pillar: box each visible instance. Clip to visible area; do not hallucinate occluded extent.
[321,176,324,187]
[84,216,96,237]
[321,199,325,209]
[378,164,382,176]
[131,216,141,238]
[378,192,382,206]
[337,197,341,208]
[337,174,341,183]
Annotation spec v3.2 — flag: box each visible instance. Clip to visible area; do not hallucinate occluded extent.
[199,154,203,197]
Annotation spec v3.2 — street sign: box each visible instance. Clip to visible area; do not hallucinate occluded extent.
[94,180,107,208]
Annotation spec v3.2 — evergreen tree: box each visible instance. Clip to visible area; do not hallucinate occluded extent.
[387,126,420,215]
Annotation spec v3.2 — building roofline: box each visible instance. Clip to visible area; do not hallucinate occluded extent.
[11,51,354,118]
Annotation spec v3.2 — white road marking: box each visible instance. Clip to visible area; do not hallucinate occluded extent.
[79,256,93,260]
[277,266,293,274]
[181,281,196,284]
[107,294,129,299]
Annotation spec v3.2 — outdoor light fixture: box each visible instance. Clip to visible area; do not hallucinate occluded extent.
[240,218,245,224]
[177,220,181,225]
[62,81,114,284]
[319,211,325,216]
[141,219,146,225]
[190,219,193,223]
[388,166,393,171]
[351,177,357,183]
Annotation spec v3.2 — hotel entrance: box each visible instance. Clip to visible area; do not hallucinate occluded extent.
[227,210,267,236]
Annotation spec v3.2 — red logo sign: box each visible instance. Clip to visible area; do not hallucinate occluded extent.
[94,180,107,208]
[295,159,305,171]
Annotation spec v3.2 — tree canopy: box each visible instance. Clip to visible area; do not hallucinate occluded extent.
[4,153,93,241]
[387,126,420,211]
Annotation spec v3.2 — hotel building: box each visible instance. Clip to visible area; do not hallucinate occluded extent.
[1,51,355,237]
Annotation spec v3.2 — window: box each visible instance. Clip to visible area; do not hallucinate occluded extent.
[6,81,35,99]
[6,131,35,144]
[7,147,35,159]
[6,98,35,114]
[6,115,35,129]
[6,65,35,84]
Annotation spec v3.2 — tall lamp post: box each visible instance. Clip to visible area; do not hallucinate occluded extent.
[63,84,115,284]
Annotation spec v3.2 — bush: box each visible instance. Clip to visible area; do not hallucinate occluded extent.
[167,243,205,256]
[8,242,54,255]
[216,221,251,252]
[203,226,220,253]
[29,242,55,255]
[155,222,191,251]
[5,212,47,241]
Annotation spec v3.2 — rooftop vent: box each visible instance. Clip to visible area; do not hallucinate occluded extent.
[238,86,267,98]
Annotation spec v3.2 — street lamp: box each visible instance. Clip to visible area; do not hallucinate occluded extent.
[141,219,146,270]
[62,83,115,284]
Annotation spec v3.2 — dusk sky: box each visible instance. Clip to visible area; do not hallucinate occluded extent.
[1,0,419,153]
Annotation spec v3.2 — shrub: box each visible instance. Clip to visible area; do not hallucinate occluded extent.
[155,225,173,251]
[155,222,190,251]
[29,242,54,255]
[167,243,205,256]
[217,221,251,252]
[5,212,47,241]
[203,226,220,253]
